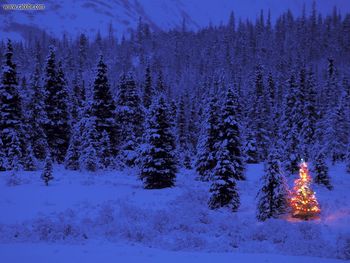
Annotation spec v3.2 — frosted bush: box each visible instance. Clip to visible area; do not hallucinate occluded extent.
[6,173,21,186]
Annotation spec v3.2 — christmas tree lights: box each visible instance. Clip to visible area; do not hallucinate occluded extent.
[290,160,320,220]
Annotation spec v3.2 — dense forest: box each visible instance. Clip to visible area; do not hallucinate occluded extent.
[1,3,350,212]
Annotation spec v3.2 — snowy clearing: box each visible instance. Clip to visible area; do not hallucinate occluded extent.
[1,163,350,262]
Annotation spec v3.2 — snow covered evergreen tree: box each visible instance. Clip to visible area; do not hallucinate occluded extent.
[256,148,289,221]
[244,130,259,164]
[43,47,71,163]
[196,96,220,181]
[300,67,318,161]
[99,130,114,169]
[91,55,117,154]
[281,74,303,175]
[79,117,100,172]
[140,97,177,189]
[27,60,48,160]
[64,123,81,170]
[0,39,27,170]
[143,65,153,109]
[116,72,144,165]
[41,154,54,186]
[248,65,269,161]
[176,95,189,166]
[314,151,333,190]
[208,146,240,212]
[219,86,245,180]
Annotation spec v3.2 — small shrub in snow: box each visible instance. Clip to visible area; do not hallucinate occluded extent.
[41,155,54,186]
[6,172,21,186]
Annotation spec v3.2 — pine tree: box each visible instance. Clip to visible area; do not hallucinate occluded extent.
[208,147,240,212]
[256,149,289,221]
[116,72,143,165]
[329,96,349,163]
[248,65,270,161]
[281,74,303,175]
[176,96,188,165]
[6,129,23,170]
[100,130,113,169]
[41,155,54,186]
[79,117,100,172]
[91,55,117,154]
[196,96,220,181]
[219,87,245,180]
[43,47,71,163]
[188,103,199,154]
[314,151,333,190]
[143,65,153,109]
[244,130,259,164]
[27,61,48,160]
[140,97,177,189]
[22,144,36,171]
[300,67,318,161]
[70,72,86,125]
[0,39,26,170]
[64,123,81,170]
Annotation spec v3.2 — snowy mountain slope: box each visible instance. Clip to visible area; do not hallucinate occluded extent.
[0,164,349,261]
[1,0,350,41]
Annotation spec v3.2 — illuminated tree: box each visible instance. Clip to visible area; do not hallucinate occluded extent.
[290,160,320,220]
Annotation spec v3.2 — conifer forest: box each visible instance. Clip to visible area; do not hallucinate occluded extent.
[1,1,350,262]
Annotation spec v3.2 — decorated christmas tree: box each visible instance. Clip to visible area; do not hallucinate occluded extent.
[290,160,320,220]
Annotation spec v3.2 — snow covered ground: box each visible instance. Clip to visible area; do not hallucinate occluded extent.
[0,164,349,262]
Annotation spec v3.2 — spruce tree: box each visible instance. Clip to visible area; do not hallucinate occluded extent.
[64,123,81,170]
[42,155,54,186]
[300,67,318,161]
[314,151,333,190]
[188,103,199,154]
[176,96,188,165]
[0,39,27,170]
[256,149,289,221]
[91,55,117,154]
[143,65,153,109]
[196,96,220,181]
[244,130,259,163]
[248,65,269,161]
[6,129,23,170]
[140,97,177,189]
[281,74,303,175]
[208,147,240,212]
[220,87,245,180]
[79,117,100,172]
[329,97,349,163]
[43,47,71,163]
[116,72,143,165]
[27,61,48,160]
[100,130,113,169]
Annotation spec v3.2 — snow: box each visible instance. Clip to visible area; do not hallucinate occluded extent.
[0,242,347,263]
[0,163,350,262]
